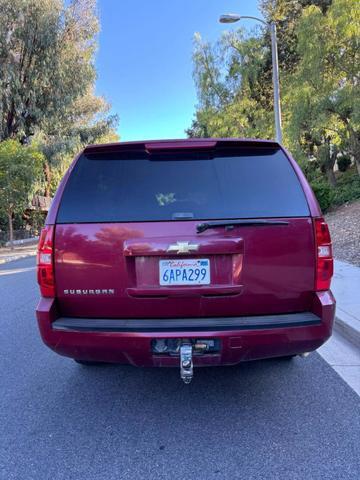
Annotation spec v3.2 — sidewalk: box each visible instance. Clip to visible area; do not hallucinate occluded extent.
[319,259,360,396]
[0,241,38,264]
[332,259,360,347]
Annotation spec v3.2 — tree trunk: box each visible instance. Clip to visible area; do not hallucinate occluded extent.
[43,161,52,197]
[347,126,360,177]
[325,166,337,187]
[7,211,14,250]
[319,141,337,187]
[356,158,360,177]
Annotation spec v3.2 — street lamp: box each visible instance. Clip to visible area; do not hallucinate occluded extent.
[219,14,283,144]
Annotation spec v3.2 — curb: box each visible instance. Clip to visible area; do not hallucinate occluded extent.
[0,251,37,265]
[4,237,39,248]
[334,313,360,349]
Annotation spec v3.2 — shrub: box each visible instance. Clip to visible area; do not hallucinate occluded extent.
[337,155,352,172]
[332,170,360,206]
[310,178,334,211]
[299,158,321,182]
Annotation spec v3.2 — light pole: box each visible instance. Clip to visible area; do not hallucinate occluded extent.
[219,14,283,144]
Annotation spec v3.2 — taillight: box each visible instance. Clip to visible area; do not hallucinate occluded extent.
[314,218,333,291]
[37,225,55,297]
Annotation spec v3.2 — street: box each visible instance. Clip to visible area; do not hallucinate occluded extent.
[1,257,359,480]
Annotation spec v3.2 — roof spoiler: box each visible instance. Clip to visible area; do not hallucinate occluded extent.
[84,138,280,155]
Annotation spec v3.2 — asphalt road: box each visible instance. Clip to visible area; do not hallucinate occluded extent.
[1,257,359,480]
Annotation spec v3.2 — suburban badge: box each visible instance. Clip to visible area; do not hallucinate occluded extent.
[63,289,115,295]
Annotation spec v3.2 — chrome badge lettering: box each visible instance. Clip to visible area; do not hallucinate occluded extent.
[64,289,115,295]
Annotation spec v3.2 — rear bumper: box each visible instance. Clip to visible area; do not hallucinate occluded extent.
[36,291,335,366]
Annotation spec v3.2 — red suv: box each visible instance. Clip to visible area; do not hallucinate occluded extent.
[36,139,335,383]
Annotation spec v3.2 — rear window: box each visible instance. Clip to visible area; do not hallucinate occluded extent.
[56,148,309,223]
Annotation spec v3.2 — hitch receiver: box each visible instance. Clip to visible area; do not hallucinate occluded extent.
[180,344,193,384]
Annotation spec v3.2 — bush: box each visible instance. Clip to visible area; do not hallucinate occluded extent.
[310,178,334,211]
[337,155,352,172]
[332,170,360,206]
[299,158,321,182]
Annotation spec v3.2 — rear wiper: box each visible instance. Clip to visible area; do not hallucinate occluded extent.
[196,219,289,233]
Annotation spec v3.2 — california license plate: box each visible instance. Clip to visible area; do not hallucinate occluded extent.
[159,259,210,286]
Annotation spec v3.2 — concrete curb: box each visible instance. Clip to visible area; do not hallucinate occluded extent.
[331,260,360,350]
[0,251,37,265]
[334,313,360,349]
[4,237,39,247]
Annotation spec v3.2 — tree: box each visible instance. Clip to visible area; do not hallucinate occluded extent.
[0,0,119,200]
[186,30,274,139]
[260,0,333,74]
[285,0,360,179]
[188,0,359,190]
[38,87,119,196]
[0,0,99,143]
[0,140,43,248]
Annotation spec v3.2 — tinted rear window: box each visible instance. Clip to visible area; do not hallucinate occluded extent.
[57,148,309,223]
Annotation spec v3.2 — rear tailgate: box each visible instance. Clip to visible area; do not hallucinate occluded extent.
[53,143,315,319]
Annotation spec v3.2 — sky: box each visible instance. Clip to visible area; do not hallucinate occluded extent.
[96,0,262,141]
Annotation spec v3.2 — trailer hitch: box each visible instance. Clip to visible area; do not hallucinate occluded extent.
[180,344,193,384]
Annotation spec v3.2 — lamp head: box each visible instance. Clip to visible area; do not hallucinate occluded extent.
[219,14,241,24]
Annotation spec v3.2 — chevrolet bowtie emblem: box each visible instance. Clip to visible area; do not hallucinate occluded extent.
[167,241,199,254]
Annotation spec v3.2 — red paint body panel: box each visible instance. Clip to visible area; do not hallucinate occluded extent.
[53,218,315,318]
[38,138,334,366]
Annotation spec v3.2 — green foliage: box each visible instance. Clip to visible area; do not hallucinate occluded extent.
[187,29,274,139]
[310,177,334,211]
[0,0,119,201]
[0,140,43,212]
[285,0,360,176]
[0,140,44,245]
[332,169,360,206]
[36,88,119,195]
[0,0,100,142]
[337,155,351,172]
[306,166,360,211]
[188,0,360,210]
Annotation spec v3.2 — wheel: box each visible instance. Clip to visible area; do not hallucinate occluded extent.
[74,359,105,366]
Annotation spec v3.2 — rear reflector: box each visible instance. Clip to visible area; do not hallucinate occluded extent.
[314,218,333,291]
[37,225,55,297]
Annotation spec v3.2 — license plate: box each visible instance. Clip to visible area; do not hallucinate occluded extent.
[159,259,210,286]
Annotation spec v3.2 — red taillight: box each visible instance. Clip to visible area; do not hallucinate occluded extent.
[314,218,333,291]
[37,225,55,297]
